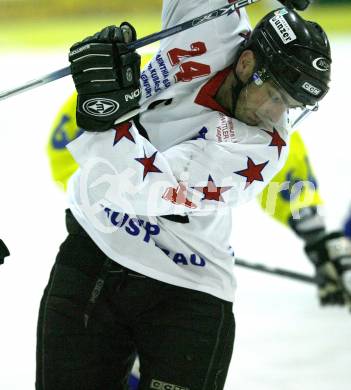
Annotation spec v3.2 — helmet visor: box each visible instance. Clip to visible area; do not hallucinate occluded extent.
[235,77,314,132]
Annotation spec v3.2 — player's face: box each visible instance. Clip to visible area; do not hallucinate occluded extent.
[235,79,304,130]
[232,50,304,131]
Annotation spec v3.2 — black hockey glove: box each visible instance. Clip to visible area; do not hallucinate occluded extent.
[69,23,141,131]
[305,232,351,310]
[289,206,326,244]
[0,239,10,265]
[278,0,311,11]
[290,206,351,311]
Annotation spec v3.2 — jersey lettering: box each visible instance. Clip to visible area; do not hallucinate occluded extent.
[104,208,160,243]
[167,41,207,65]
[167,42,211,83]
[175,61,211,82]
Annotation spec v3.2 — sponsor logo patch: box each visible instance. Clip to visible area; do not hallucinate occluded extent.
[274,8,288,16]
[216,113,236,143]
[302,82,321,96]
[82,98,119,117]
[269,14,296,44]
[126,67,133,82]
[312,57,330,72]
[125,88,141,102]
[150,379,189,390]
[69,43,91,57]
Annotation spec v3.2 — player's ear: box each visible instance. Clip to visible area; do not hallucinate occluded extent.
[235,50,255,83]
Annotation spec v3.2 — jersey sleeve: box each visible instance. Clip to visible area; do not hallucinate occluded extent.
[46,92,83,190]
[46,48,156,192]
[258,131,324,225]
[161,0,248,30]
[67,116,289,217]
[161,0,204,29]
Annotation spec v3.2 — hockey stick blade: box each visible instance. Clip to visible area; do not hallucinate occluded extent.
[235,258,317,284]
[0,0,261,101]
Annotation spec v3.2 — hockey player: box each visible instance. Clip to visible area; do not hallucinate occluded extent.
[36,3,341,389]
[47,94,351,311]
[46,102,350,389]
[46,97,350,390]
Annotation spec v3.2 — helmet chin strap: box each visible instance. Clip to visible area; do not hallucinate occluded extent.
[230,46,268,117]
[230,69,245,117]
[231,66,266,117]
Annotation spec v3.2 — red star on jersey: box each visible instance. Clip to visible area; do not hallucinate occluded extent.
[193,175,231,202]
[113,122,134,146]
[264,128,286,158]
[135,150,162,180]
[234,157,269,189]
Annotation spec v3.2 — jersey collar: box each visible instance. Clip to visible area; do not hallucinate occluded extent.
[195,67,232,115]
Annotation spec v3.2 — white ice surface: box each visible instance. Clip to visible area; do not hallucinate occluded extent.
[0,39,350,389]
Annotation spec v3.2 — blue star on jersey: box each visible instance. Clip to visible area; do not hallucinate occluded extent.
[191,126,208,140]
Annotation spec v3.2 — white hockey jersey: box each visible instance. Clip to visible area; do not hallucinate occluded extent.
[67,0,289,301]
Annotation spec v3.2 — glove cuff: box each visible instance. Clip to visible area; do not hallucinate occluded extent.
[76,87,140,131]
[289,206,326,244]
[305,231,348,267]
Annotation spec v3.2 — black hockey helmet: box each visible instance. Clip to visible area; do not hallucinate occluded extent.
[246,8,331,106]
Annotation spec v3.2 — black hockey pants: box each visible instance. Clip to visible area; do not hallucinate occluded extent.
[36,210,235,390]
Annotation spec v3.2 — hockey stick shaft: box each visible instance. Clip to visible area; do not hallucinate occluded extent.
[235,258,317,284]
[0,0,261,101]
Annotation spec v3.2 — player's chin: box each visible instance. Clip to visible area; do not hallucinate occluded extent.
[235,110,258,126]
[242,114,259,127]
